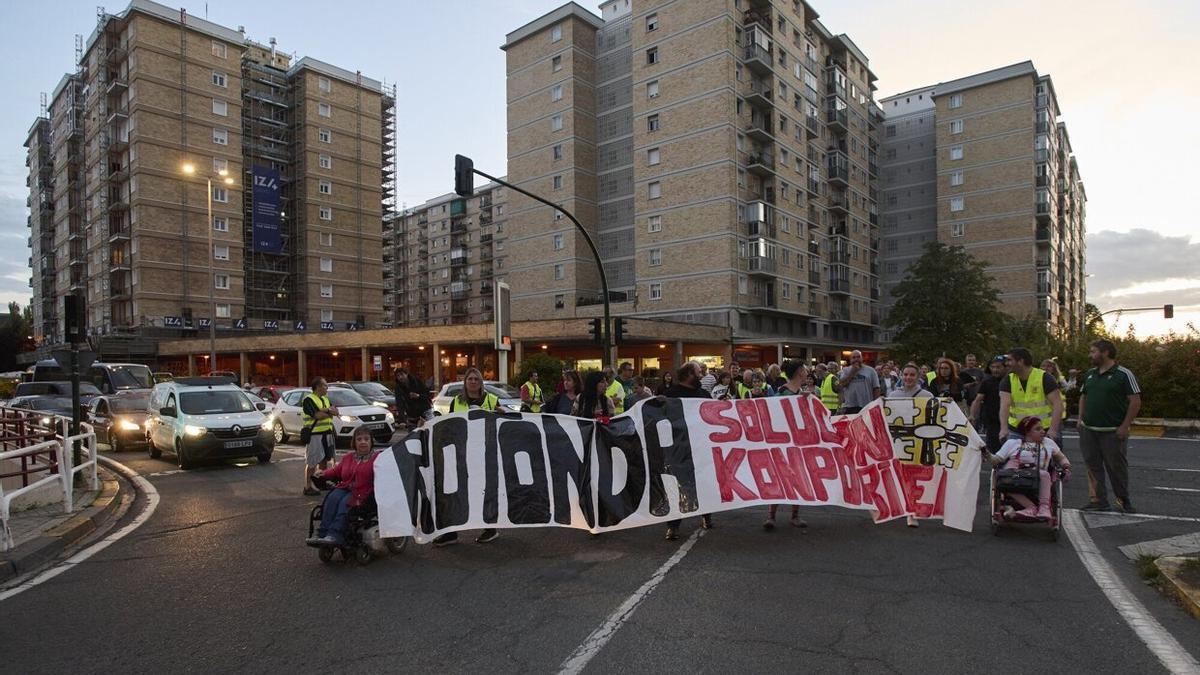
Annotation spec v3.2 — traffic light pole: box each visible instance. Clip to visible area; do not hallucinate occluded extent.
[468,167,614,363]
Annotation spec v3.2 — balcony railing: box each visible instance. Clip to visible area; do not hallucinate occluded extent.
[744,256,777,275]
[743,44,772,74]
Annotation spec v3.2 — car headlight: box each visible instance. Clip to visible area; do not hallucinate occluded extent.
[183,424,207,437]
[384,413,394,423]
[118,420,141,431]
[40,416,53,426]
[371,401,389,408]
[339,415,355,422]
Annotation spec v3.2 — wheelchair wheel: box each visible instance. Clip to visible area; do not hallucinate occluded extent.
[385,537,409,555]
[355,545,373,565]
[318,546,336,563]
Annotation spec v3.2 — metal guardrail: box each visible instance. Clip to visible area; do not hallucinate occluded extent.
[0,440,68,551]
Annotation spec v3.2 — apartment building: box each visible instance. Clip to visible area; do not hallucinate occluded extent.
[25,0,392,356]
[24,116,55,343]
[878,61,1087,336]
[501,0,883,361]
[382,182,509,327]
[48,73,87,346]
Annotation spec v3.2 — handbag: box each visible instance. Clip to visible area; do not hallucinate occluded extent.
[300,424,312,445]
[995,443,1043,492]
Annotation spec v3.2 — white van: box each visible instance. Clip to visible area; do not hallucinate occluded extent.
[146,377,275,469]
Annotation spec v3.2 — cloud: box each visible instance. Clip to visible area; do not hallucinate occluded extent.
[1086,229,1200,304]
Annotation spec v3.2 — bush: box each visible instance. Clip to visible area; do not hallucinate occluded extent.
[512,353,564,391]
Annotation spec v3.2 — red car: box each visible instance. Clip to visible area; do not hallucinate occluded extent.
[253,385,298,404]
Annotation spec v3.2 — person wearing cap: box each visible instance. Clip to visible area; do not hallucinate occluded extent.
[970,356,1008,452]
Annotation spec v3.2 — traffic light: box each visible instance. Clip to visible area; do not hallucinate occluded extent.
[614,317,627,345]
[1165,304,1174,319]
[588,318,603,345]
[454,154,474,197]
[63,293,86,345]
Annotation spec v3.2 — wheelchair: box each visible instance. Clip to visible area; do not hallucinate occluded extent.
[988,463,1067,541]
[307,476,409,564]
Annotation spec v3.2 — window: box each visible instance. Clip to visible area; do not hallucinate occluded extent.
[318,128,331,143]
[211,41,226,58]
[647,47,659,65]
[885,124,896,138]
[551,24,562,42]
[648,215,662,232]
[551,84,563,101]
[211,99,228,118]
[951,223,965,237]
[553,234,564,250]
[949,119,963,134]
[319,180,332,195]
[213,216,228,232]
[949,93,963,109]
[950,197,965,212]
[552,175,563,190]
[949,145,963,161]
[552,144,563,160]
[647,147,660,165]
[648,181,662,199]
[554,294,565,309]
[320,284,333,298]
[552,55,562,72]
[319,206,332,220]
[320,232,333,246]
[647,114,660,132]
[212,128,228,145]
[319,154,332,169]
[318,102,331,117]
[551,114,563,131]
[211,71,227,88]
[213,157,228,173]
[318,76,331,93]
[212,187,228,203]
[320,257,333,272]
[553,263,564,280]
[215,303,230,318]
[646,13,658,31]
[649,248,662,266]
[554,209,564,221]
[782,282,790,299]
[950,170,964,186]
[214,274,230,290]
[649,283,663,300]
[321,309,334,322]
[213,245,229,261]
[647,80,659,98]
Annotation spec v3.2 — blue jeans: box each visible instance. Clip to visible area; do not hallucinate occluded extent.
[318,488,352,543]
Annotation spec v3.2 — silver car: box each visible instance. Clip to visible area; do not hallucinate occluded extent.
[432,381,523,414]
[267,387,396,446]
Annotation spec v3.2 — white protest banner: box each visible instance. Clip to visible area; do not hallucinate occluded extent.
[375,396,982,543]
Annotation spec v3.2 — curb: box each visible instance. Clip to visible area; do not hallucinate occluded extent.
[0,468,124,584]
[1155,556,1200,620]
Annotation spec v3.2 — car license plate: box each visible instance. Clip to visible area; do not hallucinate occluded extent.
[224,439,254,449]
[368,423,388,431]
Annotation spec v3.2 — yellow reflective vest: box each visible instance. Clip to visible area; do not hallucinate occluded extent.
[522,381,543,413]
[1007,367,1053,428]
[302,393,334,434]
[450,392,498,412]
[605,380,625,414]
[819,374,839,411]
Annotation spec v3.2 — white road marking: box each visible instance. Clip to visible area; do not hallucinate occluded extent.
[1118,532,1200,561]
[1083,511,1200,528]
[558,528,705,674]
[1152,487,1200,494]
[1162,468,1200,473]
[1062,509,1199,673]
[0,455,160,602]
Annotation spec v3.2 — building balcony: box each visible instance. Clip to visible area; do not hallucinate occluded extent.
[808,270,821,285]
[871,286,880,300]
[1035,202,1052,221]
[744,8,772,33]
[746,118,774,143]
[746,219,776,239]
[829,249,850,265]
[743,256,777,276]
[825,107,848,132]
[745,79,774,109]
[827,158,849,186]
[807,239,820,255]
[829,307,851,322]
[1037,225,1052,242]
[828,193,850,213]
[805,178,821,197]
[801,84,820,106]
[105,77,128,95]
[480,233,493,245]
[110,258,131,273]
[743,44,772,75]
[746,151,775,176]
[804,114,822,138]
[869,212,879,226]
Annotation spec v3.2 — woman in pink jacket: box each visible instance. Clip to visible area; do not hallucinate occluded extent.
[307,426,378,547]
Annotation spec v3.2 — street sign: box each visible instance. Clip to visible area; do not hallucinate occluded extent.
[263,319,279,331]
[52,349,97,375]
[198,318,212,329]
[234,318,247,330]
[373,355,382,372]
[320,321,335,331]
[294,320,307,331]
[164,316,183,327]
[346,322,359,331]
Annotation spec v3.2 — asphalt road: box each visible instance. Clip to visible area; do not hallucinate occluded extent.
[1,433,1197,673]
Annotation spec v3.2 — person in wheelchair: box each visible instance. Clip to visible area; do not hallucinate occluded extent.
[306,425,378,547]
[985,415,1071,520]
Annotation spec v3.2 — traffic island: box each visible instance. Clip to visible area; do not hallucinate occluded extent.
[0,468,123,584]
[1155,556,1200,620]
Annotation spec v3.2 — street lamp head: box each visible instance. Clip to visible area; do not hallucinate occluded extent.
[217,168,228,177]
[223,177,234,185]
[182,163,196,175]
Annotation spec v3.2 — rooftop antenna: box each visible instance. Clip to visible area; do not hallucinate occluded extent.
[40,92,48,118]
[74,33,83,69]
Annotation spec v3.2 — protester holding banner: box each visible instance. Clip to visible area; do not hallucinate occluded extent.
[520,371,543,413]
[711,371,733,400]
[662,361,712,540]
[450,368,498,413]
[764,360,811,530]
[624,377,653,411]
[545,370,581,416]
[571,371,615,422]
[928,357,965,404]
[890,364,933,399]
[837,351,881,414]
[604,366,626,415]
[655,369,675,396]
[302,378,338,497]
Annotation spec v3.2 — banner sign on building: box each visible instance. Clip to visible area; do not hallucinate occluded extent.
[263,319,279,331]
[320,321,335,331]
[251,165,283,254]
[375,397,983,544]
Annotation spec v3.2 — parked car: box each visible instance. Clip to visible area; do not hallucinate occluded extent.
[152,372,174,384]
[14,381,102,408]
[89,390,152,452]
[329,381,397,413]
[431,381,523,415]
[30,359,154,394]
[145,377,274,469]
[266,387,395,446]
[252,385,297,404]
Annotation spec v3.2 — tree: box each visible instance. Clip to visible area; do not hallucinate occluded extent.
[512,352,564,390]
[885,242,1005,366]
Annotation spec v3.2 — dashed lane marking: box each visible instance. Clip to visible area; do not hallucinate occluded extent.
[1152,487,1200,494]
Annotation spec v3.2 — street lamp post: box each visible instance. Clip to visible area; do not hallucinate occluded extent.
[182,163,234,372]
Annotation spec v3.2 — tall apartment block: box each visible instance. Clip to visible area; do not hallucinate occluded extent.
[25,0,393,356]
[382,181,509,327]
[878,62,1087,337]
[25,115,55,343]
[502,0,883,359]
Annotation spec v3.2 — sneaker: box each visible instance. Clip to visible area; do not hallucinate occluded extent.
[762,518,776,531]
[1079,502,1111,512]
[433,533,458,547]
[303,487,320,496]
[317,535,340,546]
[790,514,808,529]
[1119,502,1137,514]
[906,515,919,528]
[701,515,713,530]
[305,536,323,547]
[665,527,678,541]
[475,529,499,544]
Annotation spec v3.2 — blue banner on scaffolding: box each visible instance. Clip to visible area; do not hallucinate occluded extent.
[251,166,283,254]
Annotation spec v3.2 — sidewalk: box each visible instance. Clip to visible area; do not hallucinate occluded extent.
[0,468,122,583]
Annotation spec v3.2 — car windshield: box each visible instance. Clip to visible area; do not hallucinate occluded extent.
[179,391,254,415]
[353,382,394,398]
[327,389,369,407]
[110,397,149,413]
[109,365,153,390]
